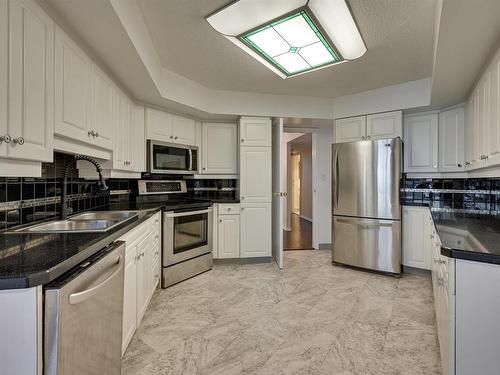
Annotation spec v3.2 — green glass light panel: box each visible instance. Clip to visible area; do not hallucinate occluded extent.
[240,10,342,77]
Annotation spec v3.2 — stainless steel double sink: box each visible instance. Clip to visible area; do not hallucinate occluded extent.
[12,211,139,233]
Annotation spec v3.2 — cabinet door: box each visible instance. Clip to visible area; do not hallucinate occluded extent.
[202,123,238,174]
[239,117,271,147]
[402,207,432,270]
[487,60,500,165]
[240,147,271,203]
[136,235,151,325]
[114,92,127,169]
[172,115,195,145]
[240,203,271,258]
[145,108,173,142]
[0,0,7,157]
[218,214,240,259]
[403,114,439,172]
[122,245,137,355]
[334,116,366,143]
[131,105,145,172]
[8,0,54,162]
[91,66,114,150]
[476,78,488,164]
[439,107,465,172]
[366,111,402,140]
[54,25,92,143]
[124,97,135,171]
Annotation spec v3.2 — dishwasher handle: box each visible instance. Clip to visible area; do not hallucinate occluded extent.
[69,255,122,305]
[165,208,212,218]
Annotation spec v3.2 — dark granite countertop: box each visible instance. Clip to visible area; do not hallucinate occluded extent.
[431,211,500,265]
[0,206,162,290]
[402,204,500,265]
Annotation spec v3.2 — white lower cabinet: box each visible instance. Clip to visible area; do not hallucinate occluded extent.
[218,213,240,259]
[240,203,272,258]
[402,206,432,270]
[120,212,161,355]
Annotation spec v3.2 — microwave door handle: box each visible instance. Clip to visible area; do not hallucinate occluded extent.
[188,149,193,171]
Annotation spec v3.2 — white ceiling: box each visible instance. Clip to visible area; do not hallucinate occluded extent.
[136,0,436,98]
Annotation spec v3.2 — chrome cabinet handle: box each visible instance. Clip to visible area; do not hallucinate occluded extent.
[366,135,371,140]
[361,136,365,140]
[0,134,11,143]
[13,137,24,145]
[465,161,470,166]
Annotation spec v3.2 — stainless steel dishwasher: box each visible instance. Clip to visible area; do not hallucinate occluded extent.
[44,241,125,375]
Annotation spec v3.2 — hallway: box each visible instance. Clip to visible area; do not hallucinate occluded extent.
[283,213,312,250]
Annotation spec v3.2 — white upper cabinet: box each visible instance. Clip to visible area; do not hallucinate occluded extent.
[240,146,272,203]
[201,122,238,174]
[8,0,54,162]
[145,108,173,142]
[0,0,6,158]
[55,25,92,143]
[145,108,196,146]
[172,115,195,145]
[132,105,146,173]
[335,116,366,143]
[487,59,500,165]
[239,117,271,147]
[404,113,439,173]
[366,111,403,140]
[92,65,115,150]
[334,111,402,144]
[439,106,465,172]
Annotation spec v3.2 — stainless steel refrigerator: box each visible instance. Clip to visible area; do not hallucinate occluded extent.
[332,138,401,274]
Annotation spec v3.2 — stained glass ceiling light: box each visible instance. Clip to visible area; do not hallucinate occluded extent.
[206,0,366,79]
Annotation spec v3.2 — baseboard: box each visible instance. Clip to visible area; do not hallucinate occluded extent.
[214,257,273,265]
[300,215,312,222]
[318,243,331,250]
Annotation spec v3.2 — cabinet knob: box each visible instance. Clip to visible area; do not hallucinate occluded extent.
[170,135,174,139]
[241,139,244,143]
[361,136,365,140]
[0,134,11,143]
[241,196,244,200]
[174,136,178,140]
[465,161,470,166]
[203,167,206,170]
[13,137,24,145]
[219,219,222,223]
[433,165,437,169]
[458,163,462,167]
[94,132,99,138]
[366,136,371,140]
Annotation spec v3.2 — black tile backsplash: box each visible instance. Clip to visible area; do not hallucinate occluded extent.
[0,152,132,230]
[401,176,500,213]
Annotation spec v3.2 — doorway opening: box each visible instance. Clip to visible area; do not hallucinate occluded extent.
[284,133,313,250]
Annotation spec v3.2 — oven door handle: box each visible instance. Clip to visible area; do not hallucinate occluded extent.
[165,208,212,218]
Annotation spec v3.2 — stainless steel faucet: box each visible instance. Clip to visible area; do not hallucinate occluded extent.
[60,155,108,220]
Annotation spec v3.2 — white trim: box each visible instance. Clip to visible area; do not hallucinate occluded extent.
[311,132,319,249]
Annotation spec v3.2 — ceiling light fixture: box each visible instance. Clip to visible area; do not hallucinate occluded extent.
[206,0,366,79]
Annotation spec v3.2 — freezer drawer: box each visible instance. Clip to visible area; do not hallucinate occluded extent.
[332,216,401,274]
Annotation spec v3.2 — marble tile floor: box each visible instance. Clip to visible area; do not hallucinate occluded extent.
[122,250,441,375]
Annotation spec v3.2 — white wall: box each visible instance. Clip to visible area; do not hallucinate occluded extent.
[315,125,333,245]
[333,78,431,119]
[290,135,313,221]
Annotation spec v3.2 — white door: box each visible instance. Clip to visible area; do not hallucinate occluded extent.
[54,25,92,143]
[366,111,402,140]
[0,0,7,157]
[218,215,240,259]
[403,114,439,173]
[439,107,465,172]
[172,115,196,145]
[240,203,272,258]
[240,117,272,147]
[272,118,284,268]
[202,123,238,174]
[122,245,137,354]
[145,108,173,142]
[240,147,272,203]
[8,0,54,162]
[92,66,114,150]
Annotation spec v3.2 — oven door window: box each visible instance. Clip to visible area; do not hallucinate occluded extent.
[152,144,189,171]
[173,213,208,254]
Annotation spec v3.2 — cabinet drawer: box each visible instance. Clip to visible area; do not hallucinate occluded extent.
[218,204,240,215]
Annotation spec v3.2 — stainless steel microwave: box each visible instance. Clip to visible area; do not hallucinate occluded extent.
[147,140,198,174]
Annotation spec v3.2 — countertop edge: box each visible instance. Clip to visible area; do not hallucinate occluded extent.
[0,208,162,290]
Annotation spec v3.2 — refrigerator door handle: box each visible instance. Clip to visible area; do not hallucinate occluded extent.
[333,150,339,208]
[336,218,394,228]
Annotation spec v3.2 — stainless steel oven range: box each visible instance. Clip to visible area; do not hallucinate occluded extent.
[137,180,213,287]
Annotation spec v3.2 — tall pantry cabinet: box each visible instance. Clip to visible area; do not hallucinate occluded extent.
[239,117,272,258]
